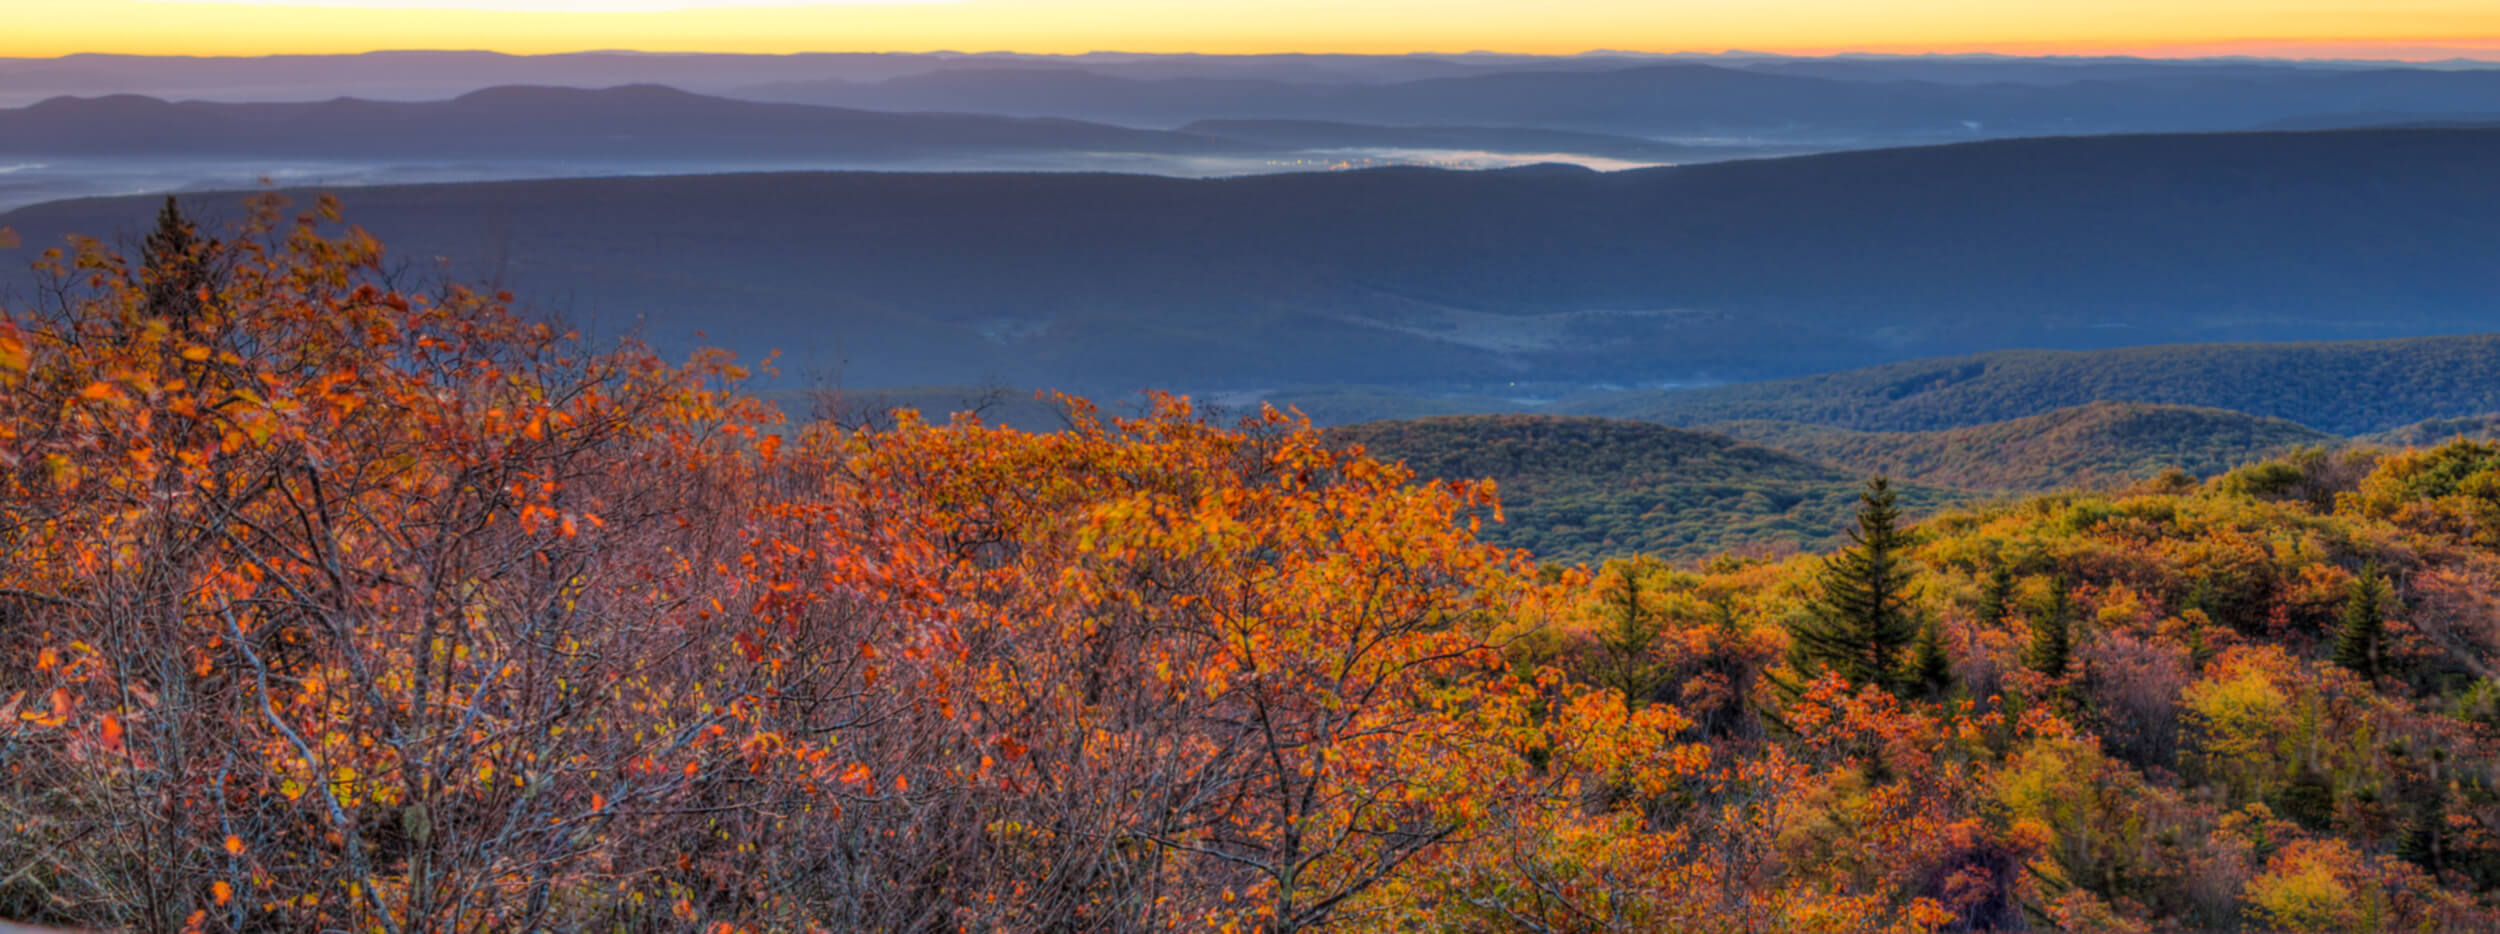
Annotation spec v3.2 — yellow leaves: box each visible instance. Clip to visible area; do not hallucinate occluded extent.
[2245,839,2376,932]
[18,688,74,728]
[328,765,363,806]
[2007,816,2057,853]
[0,325,25,380]
[1900,898,1958,932]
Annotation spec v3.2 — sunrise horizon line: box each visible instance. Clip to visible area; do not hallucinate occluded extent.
[10,40,2500,63]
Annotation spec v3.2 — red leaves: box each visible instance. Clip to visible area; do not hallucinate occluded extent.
[44,203,2500,932]
[839,762,873,788]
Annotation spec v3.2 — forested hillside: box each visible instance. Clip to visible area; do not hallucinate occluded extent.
[1709,402,2338,491]
[2364,414,2500,447]
[7,127,2497,392]
[1570,335,2500,435]
[10,203,2500,933]
[1326,414,1957,563]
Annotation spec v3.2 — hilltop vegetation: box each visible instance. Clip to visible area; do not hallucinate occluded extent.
[1570,335,2500,436]
[10,208,2500,932]
[2364,414,2500,447]
[14,208,2500,929]
[1327,414,1957,563]
[1711,402,2339,491]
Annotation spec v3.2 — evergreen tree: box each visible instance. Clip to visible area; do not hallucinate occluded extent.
[1908,614,1954,698]
[2399,750,2451,873]
[1593,555,1668,709]
[2279,763,2337,829]
[2334,567,2392,680]
[1788,477,1919,693]
[139,195,217,328]
[2024,576,2074,680]
[1977,563,2017,626]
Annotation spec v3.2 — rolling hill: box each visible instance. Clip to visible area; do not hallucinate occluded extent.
[7,127,2494,395]
[1324,414,1956,564]
[2359,413,2500,447]
[0,84,1246,159]
[1565,335,2500,437]
[1172,119,1726,160]
[740,63,2500,138]
[1705,402,2338,491]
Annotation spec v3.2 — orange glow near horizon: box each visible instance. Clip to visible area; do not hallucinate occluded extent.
[3,0,2498,61]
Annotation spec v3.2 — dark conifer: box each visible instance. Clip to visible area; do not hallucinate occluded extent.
[1978,563,2017,626]
[139,195,216,328]
[2399,751,2450,873]
[1908,614,1954,698]
[1594,556,1668,709]
[2024,576,2074,680]
[2334,567,2392,680]
[1788,477,1919,693]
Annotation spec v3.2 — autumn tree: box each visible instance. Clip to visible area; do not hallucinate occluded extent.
[17,197,2500,934]
[1789,477,1920,694]
[0,194,781,930]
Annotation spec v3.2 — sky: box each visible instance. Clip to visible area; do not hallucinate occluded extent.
[3,0,2498,60]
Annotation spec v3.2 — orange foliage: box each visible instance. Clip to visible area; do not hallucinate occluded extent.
[11,200,2500,933]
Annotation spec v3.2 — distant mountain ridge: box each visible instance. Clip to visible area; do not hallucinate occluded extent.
[2359,414,2500,447]
[739,62,2500,138]
[1173,119,1722,159]
[1324,414,1958,562]
[0,84,1245,159]
[5,50,2451,106]
[1562,335,2500,436]
[1704,402,2338,491]
[5,127,2495,393]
